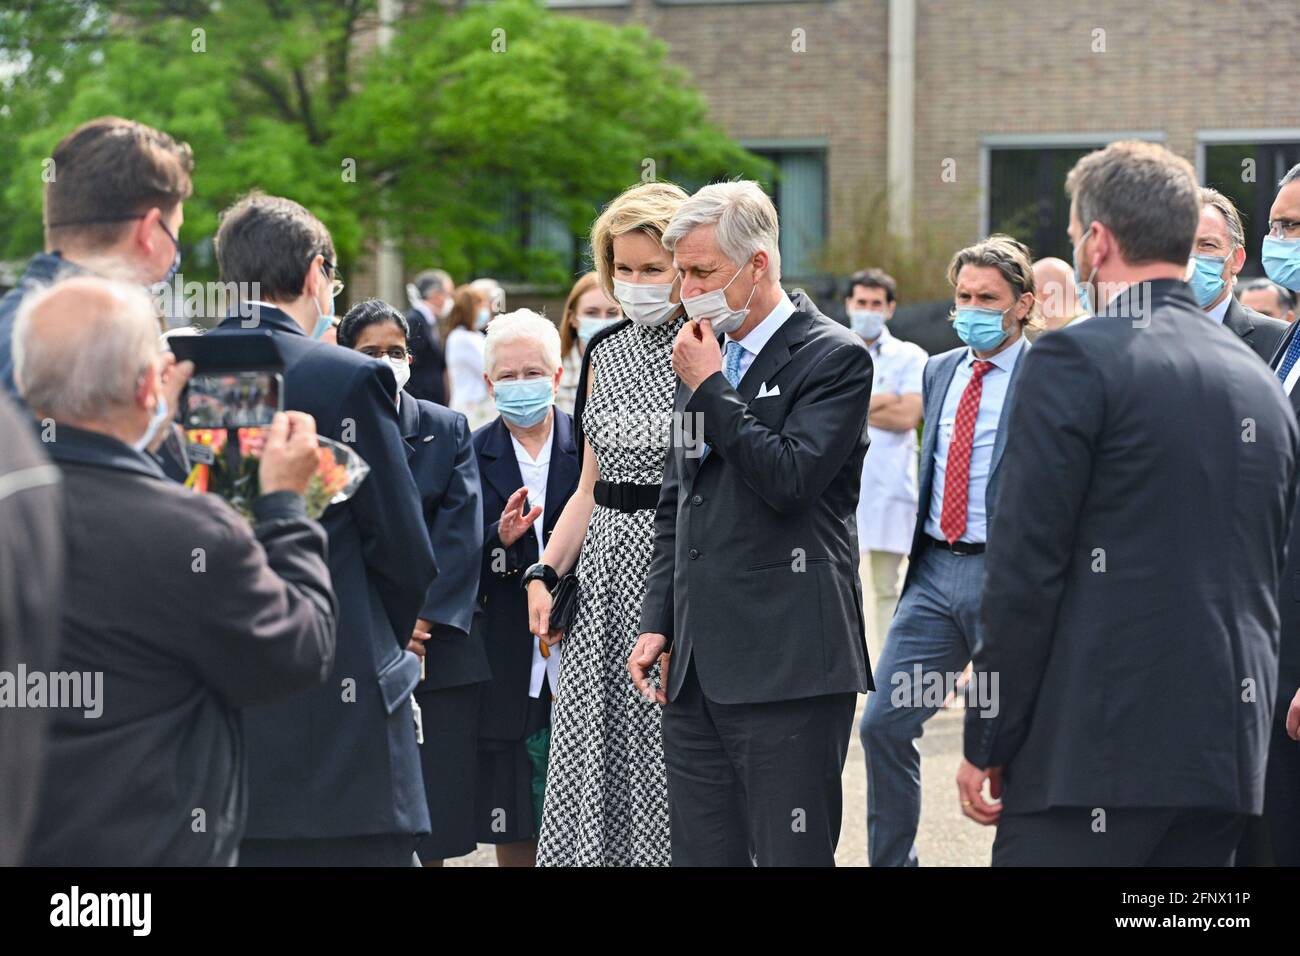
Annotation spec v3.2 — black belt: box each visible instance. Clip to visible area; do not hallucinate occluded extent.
[594,480,661,512]
[928,536,985,556]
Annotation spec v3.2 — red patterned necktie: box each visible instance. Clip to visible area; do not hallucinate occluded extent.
[940,360,995,544]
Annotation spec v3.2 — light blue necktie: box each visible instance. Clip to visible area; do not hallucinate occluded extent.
[722,339,745,388]
[1278,328,1300,385]
[699,341,745,462]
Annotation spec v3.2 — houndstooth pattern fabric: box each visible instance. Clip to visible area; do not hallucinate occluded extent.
[535,316,684,866]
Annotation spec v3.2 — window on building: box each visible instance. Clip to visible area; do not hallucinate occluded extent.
[1202,139,1300,277]
[987,146,1092,262]
[747,146,827,280]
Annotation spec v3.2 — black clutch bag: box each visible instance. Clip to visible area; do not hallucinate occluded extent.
[548,572,580,634]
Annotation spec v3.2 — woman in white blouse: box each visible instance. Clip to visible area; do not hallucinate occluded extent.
[444,284,495,429]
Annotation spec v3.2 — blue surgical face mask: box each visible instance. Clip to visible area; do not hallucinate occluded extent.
[493,376,554,427]
[849,309,886,341]
[1263,236,1300,292]
[952,306,1009,352]
[1188,254,1228,308]
[132,393,170,453]
[476,307,492,331]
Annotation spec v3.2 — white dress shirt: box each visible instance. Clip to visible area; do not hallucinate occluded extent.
[857,326,927,555]
[1206,294,1231,325]
[924,334,1027,544]
[511,426,561,698]
[725,291,796,383]
[446,327,489,409]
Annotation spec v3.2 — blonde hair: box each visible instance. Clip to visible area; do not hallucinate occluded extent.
[590,181,689,299]
[947,234,1040,328]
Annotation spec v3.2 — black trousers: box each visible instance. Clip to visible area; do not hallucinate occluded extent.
[238,834,418,867]
[662,658,856,867]
[993,806,1247,866]
[1259,709,1300,865]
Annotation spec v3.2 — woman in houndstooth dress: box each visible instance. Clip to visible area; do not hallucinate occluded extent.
[526,182,688,866]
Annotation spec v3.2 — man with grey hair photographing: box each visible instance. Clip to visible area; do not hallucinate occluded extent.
[15,276,337,866]
[630,180,873,866]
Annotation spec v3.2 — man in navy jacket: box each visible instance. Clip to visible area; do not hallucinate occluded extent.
[211,193,436,866]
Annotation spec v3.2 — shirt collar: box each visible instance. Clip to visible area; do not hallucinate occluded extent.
[411,300,434,324]
[235,301,307,336]
[965,331,1026,374]
[510,422,554,468]
[727,291,795,356]
[1206,294,1231,325]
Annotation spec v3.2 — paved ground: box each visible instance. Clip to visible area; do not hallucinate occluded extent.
[449,695,994,867]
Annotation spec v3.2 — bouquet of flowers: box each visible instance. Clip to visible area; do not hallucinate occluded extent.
[183,427,369,520]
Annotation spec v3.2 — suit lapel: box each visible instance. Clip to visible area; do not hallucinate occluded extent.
[479,418,525,506]
[737,310,810,402]
[1277,321,1300,417]
[543,411,579,539]
[397,394,419,460]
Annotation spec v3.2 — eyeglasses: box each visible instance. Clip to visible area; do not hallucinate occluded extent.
[1268,219,1300,239]
[360,347,411,362]
[319,257,346,298]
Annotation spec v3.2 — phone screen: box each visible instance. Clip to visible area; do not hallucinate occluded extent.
[183,370,283,429]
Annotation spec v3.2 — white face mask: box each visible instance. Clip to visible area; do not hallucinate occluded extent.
[680,261,756,335]
[849,309,887,341]
[438,296,454,320]
[132,393,170,453]
[613,277,679,327]
[386,356,411,393]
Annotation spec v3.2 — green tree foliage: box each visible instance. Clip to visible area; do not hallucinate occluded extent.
[0,0,764,290]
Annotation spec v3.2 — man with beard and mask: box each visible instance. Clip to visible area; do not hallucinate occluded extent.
[1189,187,1287,363]
[859,234,1034,867]
[844,268,925,663]
[404,269,453,406]
[960,142,1296,866]
[16,276,337,866]
[628,180,873,867]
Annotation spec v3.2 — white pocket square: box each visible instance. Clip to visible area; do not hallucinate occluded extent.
[756,382,781,398]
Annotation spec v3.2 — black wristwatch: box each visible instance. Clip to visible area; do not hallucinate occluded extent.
[521,562,558,592]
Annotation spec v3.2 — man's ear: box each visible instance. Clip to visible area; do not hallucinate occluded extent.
[302,253,325,300]
[135,362,159,411]
[133,208,163,257]
[751,249,770,283]
[1229,244,1247,277]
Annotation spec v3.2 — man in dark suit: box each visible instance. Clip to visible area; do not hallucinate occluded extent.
[861,235,1036,867]
[630,181,873,867]
[0,117,193,397]
[404,270,452,406]
[210,194,437,866]
[959,142,1299,866]
[14,277,337,866]
[1255,162,1300,865]
[0,392,61,866]
[1192,187,1287,362]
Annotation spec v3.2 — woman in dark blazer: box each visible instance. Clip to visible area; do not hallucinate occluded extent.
[471,309,580,867]
[338,299,487,866]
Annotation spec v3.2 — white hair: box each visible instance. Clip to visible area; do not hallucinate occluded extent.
[471,277,506,313]
[14,276,159,420]
[661,180,782,283]
[483,309,561,379]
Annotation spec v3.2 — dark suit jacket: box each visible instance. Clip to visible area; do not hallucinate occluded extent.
[405,308,448,406]
[0,253,76,396]
[638,290,874,704]
[1224,295,1288,364]
[25,426,336,865]
[211,304,436,839]
[473,411,579,741]
[902,340,1028,592]
[400,395,489,692]
[0,397,62,866]
[966,279,1298,815]
[1268,318,1300,715]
